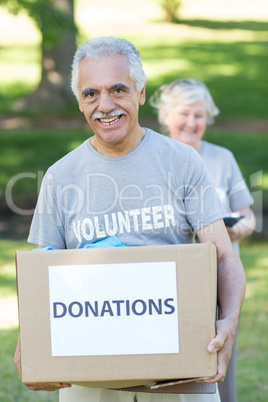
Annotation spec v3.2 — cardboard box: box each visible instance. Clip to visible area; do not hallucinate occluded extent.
[16,243,217,393]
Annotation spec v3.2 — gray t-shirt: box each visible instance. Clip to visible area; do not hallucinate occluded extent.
[28,130,225,249]
[199,140,254,255]
[199,140,253,214]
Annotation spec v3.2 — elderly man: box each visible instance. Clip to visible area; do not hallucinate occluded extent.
[15,36,246,402]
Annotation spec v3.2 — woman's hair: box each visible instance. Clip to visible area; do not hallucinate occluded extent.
[150,78,219,131]
[71,36,147,100]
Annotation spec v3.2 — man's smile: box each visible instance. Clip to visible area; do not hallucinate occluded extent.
[99,115,123,126]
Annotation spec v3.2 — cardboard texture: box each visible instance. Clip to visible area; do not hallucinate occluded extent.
[113,381,216,394]
[16,243,217,394]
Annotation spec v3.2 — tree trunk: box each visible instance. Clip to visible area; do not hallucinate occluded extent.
[17,0,76,112]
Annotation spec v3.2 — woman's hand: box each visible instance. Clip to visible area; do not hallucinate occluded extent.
[226,207,256,242]
[226,224,241,241]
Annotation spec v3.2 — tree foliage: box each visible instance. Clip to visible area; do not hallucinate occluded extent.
[0,0,78,111]
[0,0,77,49]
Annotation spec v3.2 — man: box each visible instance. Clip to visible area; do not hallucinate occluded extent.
[15,36,246,402]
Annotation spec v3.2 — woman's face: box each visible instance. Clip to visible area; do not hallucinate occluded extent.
[163,100,207,151]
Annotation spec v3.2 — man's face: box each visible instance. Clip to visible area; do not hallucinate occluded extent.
[78,54,146,150]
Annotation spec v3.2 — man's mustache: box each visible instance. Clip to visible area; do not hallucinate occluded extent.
[92,110,127,120]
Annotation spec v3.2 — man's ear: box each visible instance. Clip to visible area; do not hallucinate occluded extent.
[78,101,84,113]
[139,84,146,106]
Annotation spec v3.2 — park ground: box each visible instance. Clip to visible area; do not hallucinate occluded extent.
[0,1,267,401]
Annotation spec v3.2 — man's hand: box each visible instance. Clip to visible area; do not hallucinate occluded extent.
[197,219,246,384]
[204,315,238,383]
[14,333,71,391]
[22,382,72,391]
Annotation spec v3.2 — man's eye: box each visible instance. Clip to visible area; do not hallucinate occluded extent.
[87,92,96,97]
[114,88,123,94]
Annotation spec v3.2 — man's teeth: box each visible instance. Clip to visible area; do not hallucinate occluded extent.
[99,116,120,125]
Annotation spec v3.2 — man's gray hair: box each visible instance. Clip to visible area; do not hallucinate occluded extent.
[71,36,147,100]
[150,78,219,131]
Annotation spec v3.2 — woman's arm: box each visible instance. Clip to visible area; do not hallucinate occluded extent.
[226,207,256,242]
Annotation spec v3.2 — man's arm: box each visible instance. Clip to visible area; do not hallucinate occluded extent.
[196,218,246,383]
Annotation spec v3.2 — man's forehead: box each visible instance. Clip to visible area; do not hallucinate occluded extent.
[78,55,134,90]
[79,54,129,73]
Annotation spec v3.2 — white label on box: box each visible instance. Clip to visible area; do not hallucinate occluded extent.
[48,261,179,357]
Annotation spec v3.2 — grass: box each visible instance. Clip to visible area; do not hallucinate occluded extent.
[0,240,58,401]
[0,129,267,211]
[0,239,267,401]
[135,32,268,122]
[0,11,267,401]
[0,129,91,200]
[0,20,267,120]
[203,130,268,190]
[0,44,40,113]
[0,328,59,402]
[236,241,268,400]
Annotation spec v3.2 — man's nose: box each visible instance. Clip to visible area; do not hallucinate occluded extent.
[98,92,115,113]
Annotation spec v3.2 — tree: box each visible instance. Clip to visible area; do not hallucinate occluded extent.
[1,0,78,111]
[159,0,181,23]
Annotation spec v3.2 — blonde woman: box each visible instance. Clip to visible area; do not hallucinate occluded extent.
[151,78,256,402]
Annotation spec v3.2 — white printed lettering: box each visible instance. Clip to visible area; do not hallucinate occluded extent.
[163,205,175,227]
[81,218,94,241]
[141,207,153,230]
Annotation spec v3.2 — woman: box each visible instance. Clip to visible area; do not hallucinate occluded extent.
[150,78,256,402]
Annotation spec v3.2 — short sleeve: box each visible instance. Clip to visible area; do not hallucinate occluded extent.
[183,149,226,232]
[27,170,66,249]
[227,152,254,211]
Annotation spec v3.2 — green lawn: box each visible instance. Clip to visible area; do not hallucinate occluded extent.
[1,20,267,208]
[0,326,58,401]
[0,129,267,212]
[237,241,268,401]
[0,239,267,401]
[136,31,268,122]
[0,13,267,402]
[0,240,58,401]
[0,19,267,121]
[1,19,267,210]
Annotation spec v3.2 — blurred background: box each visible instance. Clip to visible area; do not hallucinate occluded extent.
[0,1,267,401]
